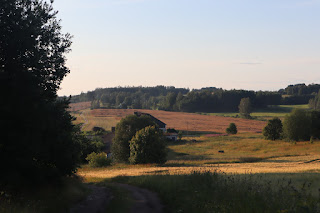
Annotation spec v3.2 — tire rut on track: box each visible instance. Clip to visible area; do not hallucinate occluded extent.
[69,183,163,213]
[113,183,163,213]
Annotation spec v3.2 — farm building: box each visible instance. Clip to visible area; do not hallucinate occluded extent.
[134,111,178,141]
[134,111,167,132]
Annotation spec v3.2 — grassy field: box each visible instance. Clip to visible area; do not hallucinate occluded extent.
[78,133,320,212]
[106,172,320,213]
[0,177,88,213]
[79,133,320,181]
[70,102,320,212]
[208,104,310,120]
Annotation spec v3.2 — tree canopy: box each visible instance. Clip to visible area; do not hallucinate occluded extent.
[239,97,252,118]
[0,0,79,189]
[263,118,283,140]
[111,115,157,162]
[129,126,167,164]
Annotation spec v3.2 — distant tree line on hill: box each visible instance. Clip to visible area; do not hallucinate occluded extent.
[68,84,320,113]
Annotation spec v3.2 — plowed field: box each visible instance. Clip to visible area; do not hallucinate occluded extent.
[86,109,266,133]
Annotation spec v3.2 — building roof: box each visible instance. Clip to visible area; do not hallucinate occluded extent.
[134,111,166,128]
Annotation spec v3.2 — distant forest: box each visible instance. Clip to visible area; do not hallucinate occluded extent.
[68,84,320,113]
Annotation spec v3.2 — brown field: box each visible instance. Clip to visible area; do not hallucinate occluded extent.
[69,101,91,111]
[74,108,266,133]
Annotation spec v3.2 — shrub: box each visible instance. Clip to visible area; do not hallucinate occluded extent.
[263,117,283,140]
[226,123,237,134]
[129,126,167,164]
[86,152,111,167]
[178,131,183,141]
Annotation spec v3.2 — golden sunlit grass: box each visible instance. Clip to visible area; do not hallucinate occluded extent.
[167,133,320,165]
[78,132,320,183]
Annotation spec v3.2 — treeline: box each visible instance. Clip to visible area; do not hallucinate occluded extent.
[280,83,320,95]
[69,84,319,113]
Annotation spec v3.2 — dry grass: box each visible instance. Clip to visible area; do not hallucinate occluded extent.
[73,108,266,132]
[78,155,320,183]
[167,133,320,165]
[78,133,320,182]
[69,102,91,112]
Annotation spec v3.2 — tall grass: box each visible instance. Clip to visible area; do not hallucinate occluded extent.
[0,177,88,213]
[109,171,320,213]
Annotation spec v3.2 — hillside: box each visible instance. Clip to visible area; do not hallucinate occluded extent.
[73,107,266,133]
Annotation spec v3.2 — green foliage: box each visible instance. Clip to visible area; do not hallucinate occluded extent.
[111,172,320,213]
[226,123,237,134]
[73,130,105,162]
[263,117,283,140]
[86,152,111,167]
[111,115,156,163]
[283,109,311,141]
[309,110,320,139]
[178,131,183,140]
[129,126,167,164]
[239,97,252,118]
[0,0,80,190]
[309,90,320,110]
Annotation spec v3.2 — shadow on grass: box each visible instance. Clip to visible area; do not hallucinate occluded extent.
[103,171,320,213]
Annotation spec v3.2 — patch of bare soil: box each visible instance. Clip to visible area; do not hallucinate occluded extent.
[69,183,163,213]
[70,184,111,213]
[90,109,266,133]
[114,183,163,213]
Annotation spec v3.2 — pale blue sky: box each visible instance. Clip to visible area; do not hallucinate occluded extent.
[54,0,320,96]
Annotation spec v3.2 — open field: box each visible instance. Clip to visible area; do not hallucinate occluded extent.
[208,104,310,120]
[72,108,266,133]
[78,132,320,181]
[69,101,91,112]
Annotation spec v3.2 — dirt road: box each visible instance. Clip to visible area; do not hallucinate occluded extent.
[70,183,163,213]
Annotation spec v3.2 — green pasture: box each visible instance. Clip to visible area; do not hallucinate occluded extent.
[166,132,320,165]
[106,172,320,213]
[206,104,310,120]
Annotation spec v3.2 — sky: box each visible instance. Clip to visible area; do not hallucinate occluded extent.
[54,0,320,96]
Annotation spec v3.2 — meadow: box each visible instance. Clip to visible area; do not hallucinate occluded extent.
[78,133,320,212]
[71,102,320,212]
[207,104,310,120]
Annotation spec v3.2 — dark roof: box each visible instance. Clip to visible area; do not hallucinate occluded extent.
[134,111,166,128]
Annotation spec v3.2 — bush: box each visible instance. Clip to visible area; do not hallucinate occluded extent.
[129,126,167,164]
[263,117,283,140]
[226,123,237,134]
[86,152,111,167]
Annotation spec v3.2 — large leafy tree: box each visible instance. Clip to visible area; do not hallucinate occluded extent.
[111,115,156,162]
[129,126,167,164]
[283,109,311,141]
[0,0,80,189]
[238,97,252,118]
[263,117,283,140]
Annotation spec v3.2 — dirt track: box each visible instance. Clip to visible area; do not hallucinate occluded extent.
[70,185,111,213]
[70,183,163,213]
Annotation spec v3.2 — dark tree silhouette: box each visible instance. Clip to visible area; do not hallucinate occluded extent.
[263,117,283,140]
[0,0,80,190]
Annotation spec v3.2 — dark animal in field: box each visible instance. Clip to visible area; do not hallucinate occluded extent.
[218,150,225,153]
